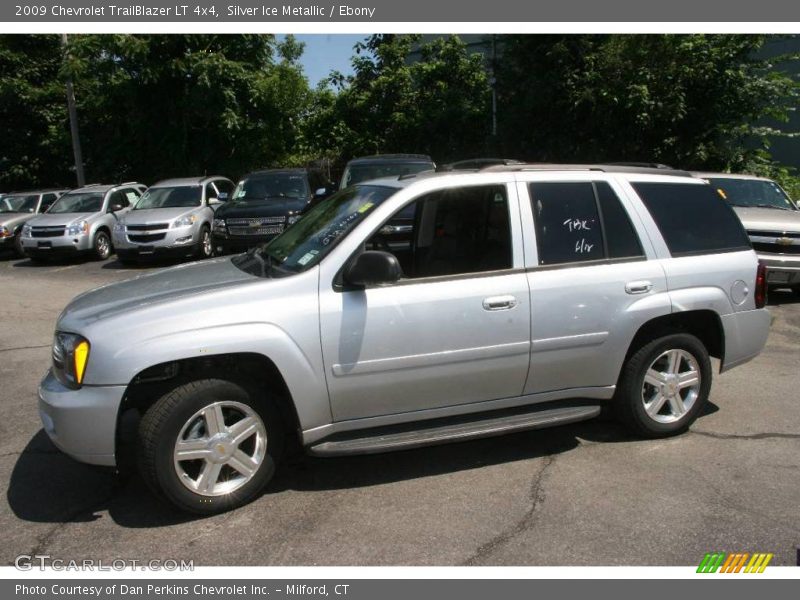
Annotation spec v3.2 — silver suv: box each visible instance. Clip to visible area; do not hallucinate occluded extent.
[113,176,234,264]
[21,182,146,261]
[38,165,770,514]
[0,189,69,256]
[693,172,800,292]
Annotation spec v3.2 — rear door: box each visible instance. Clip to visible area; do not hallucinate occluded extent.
[519,174,670,395]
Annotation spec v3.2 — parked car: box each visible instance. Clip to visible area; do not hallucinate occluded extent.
[212,168,334,255]
[0,188,69,256]
[693,172,800,292]
[39,165,769,514]
[112,176,234,264]
[339,154,435,189]
[21,182,146,261]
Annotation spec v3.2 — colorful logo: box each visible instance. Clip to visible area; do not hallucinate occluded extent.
[697,552,773,573]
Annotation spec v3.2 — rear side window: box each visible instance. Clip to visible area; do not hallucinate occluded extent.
[529,181,643,266]
[632,182,751,256]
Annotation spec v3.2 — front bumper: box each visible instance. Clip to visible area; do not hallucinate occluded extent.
[38,369,124,467]
[21,234,93,256]
[212,231,278,254]
[112,225,200,254]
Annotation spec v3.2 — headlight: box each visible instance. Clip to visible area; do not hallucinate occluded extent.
[172,215,197,228]
[52,332,91,388]
[213,218,226,229]
[113,222,126,233]
[287,215,301,226]
[67,221,89,236]
[0,226,9,238]
[22,224,32,237]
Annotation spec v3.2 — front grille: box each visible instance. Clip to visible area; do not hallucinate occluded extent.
[31,227,65,238]
[126,223,169,232]
[752,241,800,255]
[128,233,167,243]
[226,216,286,226]
[227,225,284,237]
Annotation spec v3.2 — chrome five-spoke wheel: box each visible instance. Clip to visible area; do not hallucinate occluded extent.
[641,349,701,424]
[173,401,267,496]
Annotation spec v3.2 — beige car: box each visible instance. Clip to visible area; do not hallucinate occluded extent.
[693,172,800,293]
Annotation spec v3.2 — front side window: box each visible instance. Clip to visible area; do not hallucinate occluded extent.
[366,184,513,279]
[529,181,644,266]
[633,182,751,257]
[40,194,58,212]
[134,186,202,210]
[0,194,39,213]
[706,177,796,211]
[47,192,104,214]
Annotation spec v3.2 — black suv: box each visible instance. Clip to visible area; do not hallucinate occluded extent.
[212,168,335,254]
[339,154,435,190]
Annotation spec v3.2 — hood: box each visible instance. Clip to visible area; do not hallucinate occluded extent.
[59,257,257,329]
[216,198,308,219]
[732,206,800,233]
[27,212,99,227]
[0,213,36,230]
[123,206,200,225]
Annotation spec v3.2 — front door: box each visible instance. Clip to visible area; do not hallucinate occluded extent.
[319,183,531,421]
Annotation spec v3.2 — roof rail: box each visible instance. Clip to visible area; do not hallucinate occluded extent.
[118,181,141,186]
[480,163,692,177]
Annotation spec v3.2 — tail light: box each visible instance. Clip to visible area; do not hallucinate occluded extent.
[754,261,767,309]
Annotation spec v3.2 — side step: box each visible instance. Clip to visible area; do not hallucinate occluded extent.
[308,404,601,457]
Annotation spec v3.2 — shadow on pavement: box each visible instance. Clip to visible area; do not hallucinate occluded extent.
[9,410,720,530]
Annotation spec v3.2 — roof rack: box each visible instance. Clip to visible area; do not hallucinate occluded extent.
[479,163,692,177]
[118,181,142,186]
[82,182,104,187]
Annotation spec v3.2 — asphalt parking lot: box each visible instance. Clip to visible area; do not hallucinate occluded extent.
[0,250,798,567]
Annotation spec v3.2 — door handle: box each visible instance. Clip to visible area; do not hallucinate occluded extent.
[483,295,518,311]
[625,280,653,295]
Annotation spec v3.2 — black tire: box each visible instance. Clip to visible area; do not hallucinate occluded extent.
[93,230,112,260]
[138,379,284,514]
[615,333,711,438]
[13,232,25,258]
[196,225,213,259]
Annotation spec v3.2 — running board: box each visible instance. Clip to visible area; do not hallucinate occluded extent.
[308,404,601,457]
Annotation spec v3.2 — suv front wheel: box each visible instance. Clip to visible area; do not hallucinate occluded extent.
[615,333,711,438]
[138,379,284,514]
[93,230,112,260]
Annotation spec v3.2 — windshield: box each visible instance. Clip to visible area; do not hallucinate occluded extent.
[0,194,38,213]
[48,192,104,214]
[232,185,396,277]
[341,162,433,188]
[707,177,797,211]
[134,186,201,210]
[232,174,309,202]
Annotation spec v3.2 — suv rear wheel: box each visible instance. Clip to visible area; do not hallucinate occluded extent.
[615,333,711,438]
[138,379,284,514]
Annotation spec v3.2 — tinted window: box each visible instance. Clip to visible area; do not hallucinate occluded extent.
[530,182,604,265]
[633,182,751,256]
[368,185,512,279]
[205,182,218,202]
[233,173,309,202]
[40,194,58,212]
[214,180,233,200]
[596,182,644,259]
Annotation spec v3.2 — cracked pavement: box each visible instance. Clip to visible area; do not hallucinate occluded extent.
[1,253,799,566]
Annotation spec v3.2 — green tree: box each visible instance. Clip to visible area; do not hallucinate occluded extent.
[496,35,800,172]
[0,35,73,190]
[304,35,492,162]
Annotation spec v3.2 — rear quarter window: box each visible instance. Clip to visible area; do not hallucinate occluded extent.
[632,182,751,256]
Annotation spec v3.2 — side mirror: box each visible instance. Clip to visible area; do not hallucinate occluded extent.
[344,251,401,287]
[208,197,221,205]
[109,203,124,212]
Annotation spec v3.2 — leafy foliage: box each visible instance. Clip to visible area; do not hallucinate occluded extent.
[495,35,800,172]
